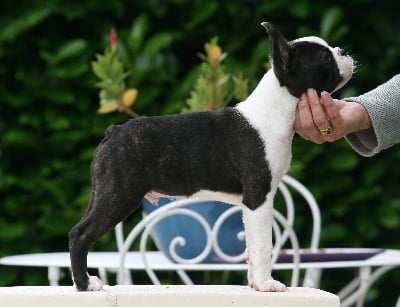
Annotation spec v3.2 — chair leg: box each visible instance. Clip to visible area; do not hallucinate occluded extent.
[177,270,194,285]
[337,277,360,301]
[48,267,61,286]
[302,268,321,288]
[116,268,133,285]
[98,268,108,284]
[123,269,133,284]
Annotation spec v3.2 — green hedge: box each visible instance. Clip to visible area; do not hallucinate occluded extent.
[1,1,400,305]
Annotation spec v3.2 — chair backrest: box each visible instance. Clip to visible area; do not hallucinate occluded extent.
[279,175,321,252]
[115,175,321,286]
[279,176,322,287]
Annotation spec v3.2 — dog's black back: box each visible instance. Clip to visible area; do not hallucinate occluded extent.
[96,107,270,210]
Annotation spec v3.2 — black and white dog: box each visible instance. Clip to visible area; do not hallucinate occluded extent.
[70,22,353,292]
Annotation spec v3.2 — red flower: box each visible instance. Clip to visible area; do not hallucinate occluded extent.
[110,28,118,50]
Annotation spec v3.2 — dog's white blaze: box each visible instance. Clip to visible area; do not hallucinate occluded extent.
[292,35,329,47]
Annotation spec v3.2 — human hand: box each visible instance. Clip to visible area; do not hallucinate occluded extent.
[294,89,372,144]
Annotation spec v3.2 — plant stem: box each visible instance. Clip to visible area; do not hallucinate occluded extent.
[210,64,217,111]
[121,105,140,118]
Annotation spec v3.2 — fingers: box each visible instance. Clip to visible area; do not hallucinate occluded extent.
[294,93,314,141]
[320,91,344,130]
[307,89,334,143]
[294,89,328,143]
[294,90,344,144]
[307,89,329,131]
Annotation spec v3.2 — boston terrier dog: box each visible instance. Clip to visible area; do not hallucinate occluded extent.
[70,22,353,291]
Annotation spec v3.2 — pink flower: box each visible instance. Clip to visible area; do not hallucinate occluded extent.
[110,28,118,50]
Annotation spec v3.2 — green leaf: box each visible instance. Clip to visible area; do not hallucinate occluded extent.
[37,179,68,207]
[42,87,76,105]
[91,56,109,80]
[129,14,150,52]
[0,220,25,240]
[288,0,310,19]
[327,151,359,171]
[186,2,219,29]
[4,129,38,148]
[40,39,87,64]
[49,61,88,78]
[0,7,51,42]
[143,33,175,54]
[47,116,71,130]
[109,57,125,79]
[320,6,344,40]
[232,74,249,101]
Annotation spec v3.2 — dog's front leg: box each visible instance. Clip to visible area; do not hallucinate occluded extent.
[242,194,288,292]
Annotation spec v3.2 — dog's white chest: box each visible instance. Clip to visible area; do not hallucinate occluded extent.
[235,71,297,181]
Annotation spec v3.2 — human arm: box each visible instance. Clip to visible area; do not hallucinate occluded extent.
[344,74,400,156]
[294,74,400,157]
[294,88,372,144]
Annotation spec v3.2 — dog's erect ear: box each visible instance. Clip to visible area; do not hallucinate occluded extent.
[261,22,293,82]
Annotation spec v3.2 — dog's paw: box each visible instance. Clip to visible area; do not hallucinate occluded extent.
[87,276,105,291]
[72,273,105,291]
[252,278,288,292]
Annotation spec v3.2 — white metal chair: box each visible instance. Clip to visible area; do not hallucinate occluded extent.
[0,175,318,288]
[114,175,321,287]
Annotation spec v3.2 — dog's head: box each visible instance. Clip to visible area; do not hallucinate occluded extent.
[262,22,354,97]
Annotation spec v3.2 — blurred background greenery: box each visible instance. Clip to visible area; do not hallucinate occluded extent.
[1,0,399,305]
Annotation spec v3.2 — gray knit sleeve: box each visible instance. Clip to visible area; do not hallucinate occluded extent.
[344,74,400,157]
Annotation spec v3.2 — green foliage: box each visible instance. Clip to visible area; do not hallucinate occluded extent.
[93,50,126,91]
[91,45,139,117]
[1,1,400,305]
[184,37,248,112]
[90,28,141,117]
[92,50,127,94]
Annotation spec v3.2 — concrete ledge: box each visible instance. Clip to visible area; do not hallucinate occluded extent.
[0,285,340,307]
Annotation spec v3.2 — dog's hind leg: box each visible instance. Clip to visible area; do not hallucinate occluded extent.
[69,213,103,291]
[69,187,146,291]
[70,125,151,291]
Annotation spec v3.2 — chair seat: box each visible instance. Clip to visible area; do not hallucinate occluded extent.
[0,248,386,272]
[0,251,248,271]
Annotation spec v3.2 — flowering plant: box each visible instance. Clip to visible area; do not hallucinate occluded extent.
[91,28,139,117]
[184,37,248,112]
[91,30,248,116]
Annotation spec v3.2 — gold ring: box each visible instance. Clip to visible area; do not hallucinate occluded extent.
[320,126,332,135]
